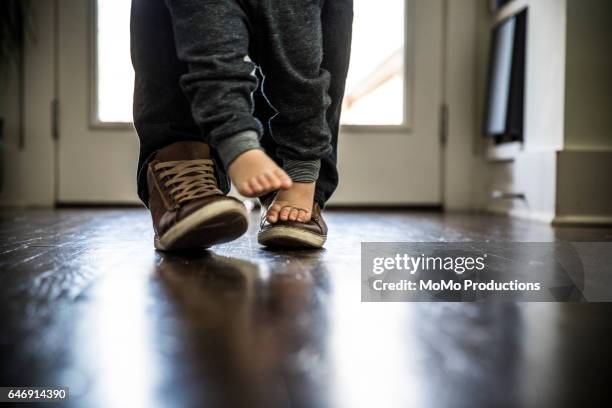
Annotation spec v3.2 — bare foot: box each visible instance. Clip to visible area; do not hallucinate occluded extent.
[266,181,316,223]
[228,150,292,197]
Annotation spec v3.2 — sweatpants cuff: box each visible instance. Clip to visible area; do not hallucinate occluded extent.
[283,159,321,183]
[216,130,262,168]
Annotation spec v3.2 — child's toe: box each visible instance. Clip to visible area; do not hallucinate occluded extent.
[279,206,291,221]
[297,209,310,223]
[239,182,254,197]
[257,174,271,190]
[266,212,277,223]
[249,178,263,194]
[266,204,282,223]
[288,208,299,221]
[274,169,292,189]
[264,172,281,189]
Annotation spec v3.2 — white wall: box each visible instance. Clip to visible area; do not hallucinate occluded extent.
[522,0,567,152]
[443,0,480,210]
[564,0,612,151]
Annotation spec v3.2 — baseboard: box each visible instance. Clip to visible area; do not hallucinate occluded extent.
[553,215,612,227]
[486,205,612,227]
[487,206,555,224]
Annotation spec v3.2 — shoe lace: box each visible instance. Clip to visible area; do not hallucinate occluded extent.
[154,159,222,206]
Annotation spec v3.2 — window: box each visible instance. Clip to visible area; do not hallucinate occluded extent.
[341,0,406,126]
[95,0,132,124]
[93,0,408,127]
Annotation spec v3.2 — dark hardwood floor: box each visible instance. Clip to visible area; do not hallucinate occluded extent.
[1,208,611,408]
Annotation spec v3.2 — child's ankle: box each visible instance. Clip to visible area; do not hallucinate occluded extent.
[216,130,262,168]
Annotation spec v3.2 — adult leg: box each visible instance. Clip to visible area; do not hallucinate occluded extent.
[132,0,259,250]
[317,0,354,206]
[131,0,209,204]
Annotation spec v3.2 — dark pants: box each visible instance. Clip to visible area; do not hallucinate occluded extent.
[131,0,353,207]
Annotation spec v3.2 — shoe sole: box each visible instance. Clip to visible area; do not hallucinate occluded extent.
[257,226,326,249]
[155,200,248,251]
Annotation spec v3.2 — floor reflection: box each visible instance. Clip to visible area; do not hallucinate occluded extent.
[85,268,159,408]
[154,251,331,408]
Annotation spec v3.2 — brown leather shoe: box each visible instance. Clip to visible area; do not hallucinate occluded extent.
[257,194,327,249]
[147,141,248,251]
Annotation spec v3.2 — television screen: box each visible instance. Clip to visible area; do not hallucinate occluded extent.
[483,10,526,142]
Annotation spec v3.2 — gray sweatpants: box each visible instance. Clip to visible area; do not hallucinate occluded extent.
[165,0,332,182]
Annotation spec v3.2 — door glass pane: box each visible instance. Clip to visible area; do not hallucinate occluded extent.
[341,0,405,126]
[95,0,406,126]
[96,0,133,123]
